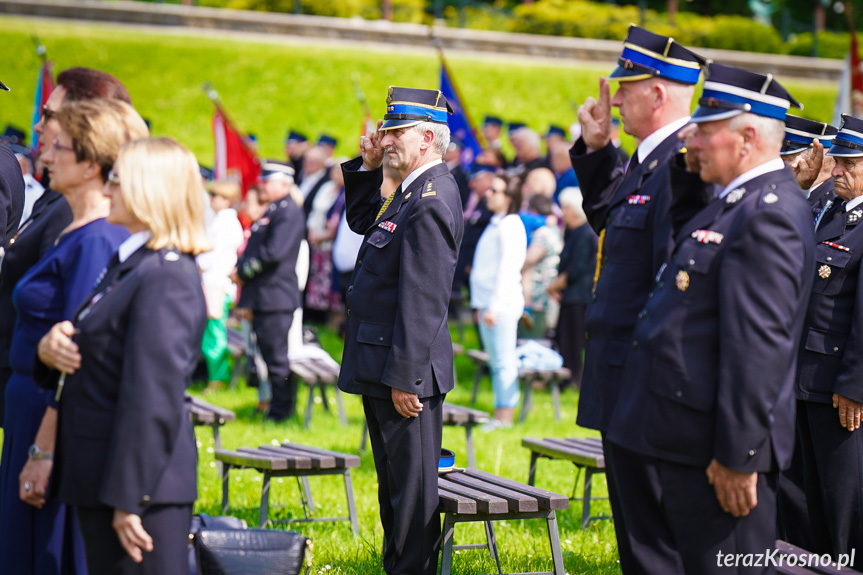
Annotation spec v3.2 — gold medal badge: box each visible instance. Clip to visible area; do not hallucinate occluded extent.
[675,270,690,292]
[818,265,831,279]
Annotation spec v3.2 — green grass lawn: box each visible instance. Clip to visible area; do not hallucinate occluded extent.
[0,14,838,167]
[189,322,620,574]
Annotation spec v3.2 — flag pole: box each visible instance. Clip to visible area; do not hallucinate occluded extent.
[429,29,486,148]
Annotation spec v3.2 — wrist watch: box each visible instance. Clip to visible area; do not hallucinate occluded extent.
[27,444,53,461]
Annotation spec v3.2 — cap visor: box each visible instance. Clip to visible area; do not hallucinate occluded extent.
[780,144,810,156]
[0,80,9,92]
[827,144,863,158]
[380,119,422,132]
[608,66,653,83]
[689,107,744,124]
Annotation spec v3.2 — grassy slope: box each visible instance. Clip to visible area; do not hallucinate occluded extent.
[0,15,838,166]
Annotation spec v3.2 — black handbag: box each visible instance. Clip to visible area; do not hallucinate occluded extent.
[194,529,312,575]
[189,514,249,575]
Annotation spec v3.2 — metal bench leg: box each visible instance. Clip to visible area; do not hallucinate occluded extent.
[260,471,271,528]
[440,514,456,575]
[569,464,583,500]
[528,451,540,486]
[343,469,360,536]
[466,425,476,468]
[211,423,223,477]
[319,384,330,411]
[335,388,348,427]
[221,463,231,514]
[301,476,315,514]
[582,467,594,529]
[546,511,565,575]
[551,380,562,421]
[303,384,315,428]
[520,377,533,423]
[483,521,502,575]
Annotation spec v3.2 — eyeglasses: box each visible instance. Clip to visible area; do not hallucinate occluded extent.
[107,169,120,186]
[51,138,75,154]
[41,106,58,123]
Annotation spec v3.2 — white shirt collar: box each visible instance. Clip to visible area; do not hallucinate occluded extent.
[401,158,443,192]
[636,117,690,164]
[118,231,151,263]
[846,195,863,212]
[718,158,786,199]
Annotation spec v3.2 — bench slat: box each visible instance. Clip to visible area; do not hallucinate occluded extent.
[443,473,539,513]
[523,437,605,468]
[300,360,339,384]
[290,362,320,384]
[464,469,569,511]
[253,446,315,469]
[281,442,361,468]
[438,487,477,514]
[438,476,510,514]
[186,394,237,422]
[262,445,334,468]
[214,449,289,470]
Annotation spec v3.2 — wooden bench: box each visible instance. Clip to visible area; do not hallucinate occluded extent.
[187,393,236,452]
[775,541,862,574]
[359,402,490,467]
[467,349,571,422]
[215,442,360,535]
[438,468,569,575]
[522,437,609,529]
[289,357,347,429]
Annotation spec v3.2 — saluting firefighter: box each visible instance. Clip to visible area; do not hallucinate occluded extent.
[607,63,815,574]
[792,114,863,569]
[569,25,708,574]
[338,87,463,575]
[780,114,838,217]
[231,162,305,422]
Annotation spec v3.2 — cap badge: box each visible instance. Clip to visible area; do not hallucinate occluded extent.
[726,188,746,204]
[818,265,832,279]
[675,270,690,292]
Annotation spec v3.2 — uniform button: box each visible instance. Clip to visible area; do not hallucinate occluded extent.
[348,285,353,292]
[748,449,756,456]
[591,294,597,303]
[632,340,639,349]
[140,495,151,504]
[378,337,384,342]
[688,259,695,266]
[346,309,352,317]
[415,379,422,385]
[833,346,840,352]
[675,390,682,398]
[648,291,654,298]
[357,259,362,266]
[657,281,665,289]
[827,257,832,261]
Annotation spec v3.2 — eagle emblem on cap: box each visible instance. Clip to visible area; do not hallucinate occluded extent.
[818,265,831,279]
[675,270,690,292]
[387,86,394,104]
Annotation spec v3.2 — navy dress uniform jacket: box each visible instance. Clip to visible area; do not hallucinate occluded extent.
[338,158,463,400]
[46,247,206,515]
[608,165,815,473]
[237,197,304,313]
[797,200,863,403]
[569,134,710,432]
[809,179,836,220]
[0,143,24,247]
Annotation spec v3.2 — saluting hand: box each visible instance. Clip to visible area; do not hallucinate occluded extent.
[392,388,422,418]
[577,77,612,151]
[790,139,824,191]
[360,119,386,171]
[833,393,863,431]
[38,321,81,374]
[706,459,758,518]
[113,509,154,563]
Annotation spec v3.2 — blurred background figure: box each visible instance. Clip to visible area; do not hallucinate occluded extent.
[547,187,596,388]
[520,194,563,338]
[470,174,526,429]
[285,130,309,185]
[6,98,148,575]
[11,146,44,225]
[198,179,244,393]
[482,115,504,151]
[305,159,343,327]
[444,137,470,206]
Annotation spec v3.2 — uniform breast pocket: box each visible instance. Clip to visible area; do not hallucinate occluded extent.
[354,321,394,384]
[363,229,395,277]
[674,239,720,275]
[614,206,649,231]
[812,246,853,296]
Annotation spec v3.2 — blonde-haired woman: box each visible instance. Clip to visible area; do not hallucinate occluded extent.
[3,97,148,574]
[36,137,208,575]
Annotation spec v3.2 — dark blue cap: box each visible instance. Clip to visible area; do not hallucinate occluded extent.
[2,125,26,145]
[317,134,338,147]
[199,165,214,181]
[508,122,527,133]
[469,164,497,179]
[828,114,863,158]
[484,115,503,127]
[609,25,705,85]
[691,62,802,124]
[546,125,566,138]
[260,160,295,181]
[382,86,453,132]
[285,130,308,143]
[247,133,258,143]
[781,115,837,156]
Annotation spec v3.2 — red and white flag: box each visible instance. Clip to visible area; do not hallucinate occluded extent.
[834,11,863,123]
[212,104,260,199]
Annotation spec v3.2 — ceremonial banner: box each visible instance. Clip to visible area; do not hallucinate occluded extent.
[440,59,482,168]
[212,104,260,198]
[30,59,53,152]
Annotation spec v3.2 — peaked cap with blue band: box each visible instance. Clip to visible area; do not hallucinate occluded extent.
[381,86,453,132]
[546,125,566,138]
[828,114,863,158]
[781,114,837,156]
[285,130,307,143]
[317,134,338,147]
[691,62,802,124]
[483,115,503,127]
[609,25,705,85]
[0,79,8,92]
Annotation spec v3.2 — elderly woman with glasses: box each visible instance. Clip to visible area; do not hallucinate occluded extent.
[37,137,208,575]
[0,98,148,575]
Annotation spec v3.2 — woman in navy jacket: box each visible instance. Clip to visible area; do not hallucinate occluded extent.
[36,137,208,574]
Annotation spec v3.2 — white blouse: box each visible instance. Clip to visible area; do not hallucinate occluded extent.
[470,213,527,313]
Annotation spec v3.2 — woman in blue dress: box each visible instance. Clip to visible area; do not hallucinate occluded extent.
[0,98,149,574]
